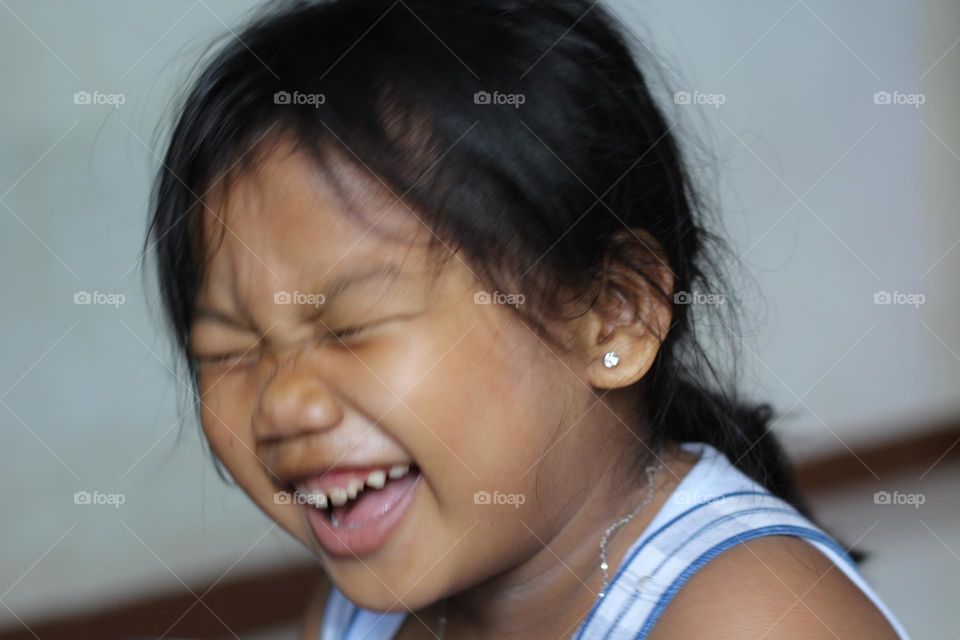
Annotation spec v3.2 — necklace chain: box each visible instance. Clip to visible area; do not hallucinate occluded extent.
[435,459,663,639]
[598,461,661,598]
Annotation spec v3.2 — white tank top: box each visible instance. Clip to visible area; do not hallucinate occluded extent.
[320,442,910,639]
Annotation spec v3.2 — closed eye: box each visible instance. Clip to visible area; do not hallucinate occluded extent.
[192,351,260,370]
[325,324,370,342]
[191,322,385,368]
[324,312,423,344]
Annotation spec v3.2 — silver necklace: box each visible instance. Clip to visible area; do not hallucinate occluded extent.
[434,460,662,638]
[598,461,661,598]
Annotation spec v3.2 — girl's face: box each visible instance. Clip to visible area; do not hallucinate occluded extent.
[190,141,629,611]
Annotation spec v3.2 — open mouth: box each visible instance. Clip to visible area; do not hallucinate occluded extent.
[290,463,422,556]
[294,463,420,527]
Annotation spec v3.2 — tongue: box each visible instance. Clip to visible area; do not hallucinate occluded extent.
[331,471,419,527]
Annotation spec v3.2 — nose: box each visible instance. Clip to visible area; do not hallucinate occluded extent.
[253,357,344,444]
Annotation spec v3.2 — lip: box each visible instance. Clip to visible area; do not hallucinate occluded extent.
[302,472,422,557]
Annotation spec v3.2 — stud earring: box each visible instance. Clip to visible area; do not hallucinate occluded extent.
[603,351,620,368]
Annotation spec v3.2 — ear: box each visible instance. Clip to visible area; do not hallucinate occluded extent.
[577,230,675,390]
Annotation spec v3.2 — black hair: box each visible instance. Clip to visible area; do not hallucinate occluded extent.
[145,0,812,518]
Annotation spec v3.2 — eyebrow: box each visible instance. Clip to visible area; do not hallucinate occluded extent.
[193,262,406,329]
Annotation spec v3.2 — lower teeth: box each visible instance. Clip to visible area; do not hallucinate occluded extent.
[329,507,365,530]
[326,493,362,530]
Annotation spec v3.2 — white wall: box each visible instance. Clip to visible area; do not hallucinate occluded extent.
[621,0,960,457]
[1,0,957,629]
[0,0,314,626]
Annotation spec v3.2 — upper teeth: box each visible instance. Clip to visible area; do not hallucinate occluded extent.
[293,464,413,509]
[346,479,364,500]
[365,469,387,489]
[329,487,348,507]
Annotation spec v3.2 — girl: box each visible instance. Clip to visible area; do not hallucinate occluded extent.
[145,0,909,637]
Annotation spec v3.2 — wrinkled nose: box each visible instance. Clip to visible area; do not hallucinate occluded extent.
[253,361,343,444]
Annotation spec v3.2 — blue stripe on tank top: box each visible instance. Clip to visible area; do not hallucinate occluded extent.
[572,490,771,640]
[633,524,854,639]
[646,507,796,577]
[600,506,797,640]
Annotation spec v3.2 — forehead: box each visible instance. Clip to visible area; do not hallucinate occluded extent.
[196,139,439,299]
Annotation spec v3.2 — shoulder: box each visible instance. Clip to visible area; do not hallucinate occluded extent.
[647,535,899,640]
[299,576,332,640]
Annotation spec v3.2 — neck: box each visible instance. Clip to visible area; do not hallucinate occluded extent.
[437,441,693,640]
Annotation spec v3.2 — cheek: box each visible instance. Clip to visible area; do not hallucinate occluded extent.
[381,307,573,506]
[196,372,316,543]
[401,337,581,595]
[196,373,262,484]
[340,319,577,599]
[198,375,245,441]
